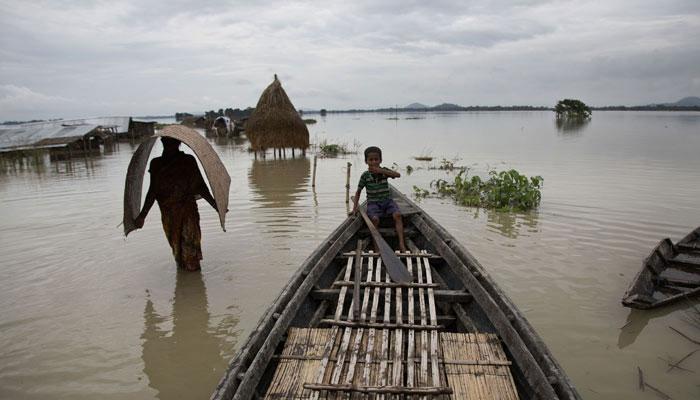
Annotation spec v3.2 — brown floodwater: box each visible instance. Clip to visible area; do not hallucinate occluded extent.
[1,111,699,399]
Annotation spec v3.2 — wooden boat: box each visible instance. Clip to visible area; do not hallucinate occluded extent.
[622,227,700,309]
[211,188,581,399]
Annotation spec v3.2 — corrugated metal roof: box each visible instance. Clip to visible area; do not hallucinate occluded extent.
[0,122,100,151]
[77,116,131,133]
[0,116,132,152]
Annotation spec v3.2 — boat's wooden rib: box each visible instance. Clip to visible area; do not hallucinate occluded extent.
[211,187,581,400]
[622,227,700,310]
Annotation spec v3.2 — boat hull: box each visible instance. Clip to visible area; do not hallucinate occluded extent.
[212,188,581,399]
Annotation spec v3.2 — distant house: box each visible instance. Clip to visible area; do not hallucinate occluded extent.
[0,116,155,154]
[130,120,156,137]
[181,116,210,129]
[212,116,233,136]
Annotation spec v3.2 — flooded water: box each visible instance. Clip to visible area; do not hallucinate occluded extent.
[1,111,699,399]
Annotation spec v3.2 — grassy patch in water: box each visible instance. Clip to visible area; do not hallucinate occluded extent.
[413,168,543,211]
[317,140,358,157]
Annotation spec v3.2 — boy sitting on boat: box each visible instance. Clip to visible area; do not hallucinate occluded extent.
[351,146,407,252]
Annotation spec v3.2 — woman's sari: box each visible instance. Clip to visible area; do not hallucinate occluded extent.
[149,152,208,270]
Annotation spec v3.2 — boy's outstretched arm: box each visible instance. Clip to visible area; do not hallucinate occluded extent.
[368,165,401,178]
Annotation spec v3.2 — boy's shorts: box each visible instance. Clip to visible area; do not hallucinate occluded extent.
[367,198,400,219]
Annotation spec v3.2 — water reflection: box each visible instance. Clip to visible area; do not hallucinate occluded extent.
[617,302,696,349]
[248,157,310,208]
[0,150,48,175]
[555,117,590,134]
[475,208,540,239]
[0,142,115,177]
[141,272,237,400]
[211,135,247,147]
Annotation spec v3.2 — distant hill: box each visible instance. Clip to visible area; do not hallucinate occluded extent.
[405,103,428,109]
[432,103,463,111]
[668,96,700,107]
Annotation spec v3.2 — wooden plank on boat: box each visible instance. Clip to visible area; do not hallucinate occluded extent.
[353,240,363,320]
[440,332,519,400]
[669,253,700,268]
[333,281,441,289]
[377,256,393,400]
[391,189,422,216]
[406,252,416,393]
[342,251,438,258]
[392,251,404,390]
[318,320,443,330]
[312,288,470,302]
[362,255,382,388]
[422,251,442,389]
[303,383,452,395]
[344,248,374,389]
[415,253,429,395]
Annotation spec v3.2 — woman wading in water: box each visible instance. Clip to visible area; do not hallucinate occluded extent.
[134,137,218,271]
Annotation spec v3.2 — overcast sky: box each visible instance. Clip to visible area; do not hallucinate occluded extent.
[1,0,699,121]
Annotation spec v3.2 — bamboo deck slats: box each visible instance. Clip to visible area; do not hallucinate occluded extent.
[441,333,519,399]
[264,250,519,399]
[265,328,336,399]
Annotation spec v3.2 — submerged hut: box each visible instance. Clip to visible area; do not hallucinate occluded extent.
[212,116,233,136]
[246,75,309,157]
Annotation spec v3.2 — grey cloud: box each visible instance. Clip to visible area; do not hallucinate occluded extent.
[0,0,699,120]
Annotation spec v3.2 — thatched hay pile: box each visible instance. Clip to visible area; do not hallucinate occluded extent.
[246,75,309,153]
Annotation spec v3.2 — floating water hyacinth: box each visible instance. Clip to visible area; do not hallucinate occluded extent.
[413,168,543,211]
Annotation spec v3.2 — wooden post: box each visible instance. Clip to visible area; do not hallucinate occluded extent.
[345,162,352,203]
[312,155,317,187]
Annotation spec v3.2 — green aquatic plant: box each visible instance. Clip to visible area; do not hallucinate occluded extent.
[414,168,543,211]
[439,158,456,171]
[317,140,356,157]
[412,185,430,199]
[425,157,466,173]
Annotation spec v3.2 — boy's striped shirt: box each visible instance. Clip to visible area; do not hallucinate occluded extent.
[358,170,391,201]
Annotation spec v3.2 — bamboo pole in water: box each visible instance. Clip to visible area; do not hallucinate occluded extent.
[345,162,352,203]
[312,155,317,187]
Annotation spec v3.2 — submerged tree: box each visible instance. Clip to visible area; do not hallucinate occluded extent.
[555,99,591,119]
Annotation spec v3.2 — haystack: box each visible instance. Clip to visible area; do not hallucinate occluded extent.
[246,75,309,154]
